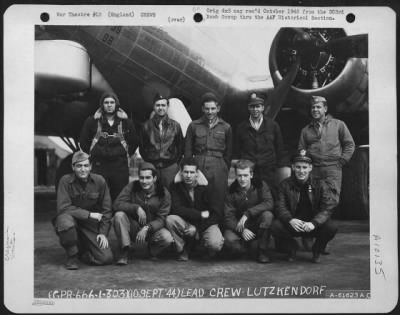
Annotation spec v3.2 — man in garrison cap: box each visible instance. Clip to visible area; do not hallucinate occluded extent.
[184,92,232,228]
[235,92,288,201]
[271,150,338,263]
[113,161,173,265]
[298,95,355,201]
[53,151,113,270]
[139,93,184,189]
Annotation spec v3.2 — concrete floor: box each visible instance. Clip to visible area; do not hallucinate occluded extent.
[34,198,370,299]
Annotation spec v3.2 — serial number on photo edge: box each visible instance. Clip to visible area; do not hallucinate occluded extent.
[48,288,173,299]
[325,290,371,299]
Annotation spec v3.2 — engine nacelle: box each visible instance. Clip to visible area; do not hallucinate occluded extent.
[269,28,368,115]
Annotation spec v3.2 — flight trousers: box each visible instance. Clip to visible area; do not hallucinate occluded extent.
[155,162,179,189]
[271,219,338,254]
[166,215,224,255]
[195,155,229,217]
[92,160,129,201]
[312,164,342,203]
[53,213,113,265]
[224,211,273,255]
[113,211,173,257]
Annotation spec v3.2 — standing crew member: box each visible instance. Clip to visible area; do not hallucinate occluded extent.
[113,162,173,265]
[140,93,184,189]
[298,95,355,201]
[53,151,113,270]
[79,92,139,201]
[184,92,232,219]
[271,150,338,263]
[224,159,274,263]
[235,92,288,200]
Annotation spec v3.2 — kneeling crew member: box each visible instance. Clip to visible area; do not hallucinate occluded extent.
[271,150,338,263]
[113,162,173,265]
[53,151,113,270]
[166,157,224,261]
[224,159,274,263]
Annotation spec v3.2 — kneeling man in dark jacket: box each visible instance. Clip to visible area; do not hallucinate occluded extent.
[271,149,338,263]
[224,159,274,263]
[166,157,224,261]
[113,162,173,265]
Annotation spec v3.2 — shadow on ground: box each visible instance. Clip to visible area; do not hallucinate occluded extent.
[35,198,370,299]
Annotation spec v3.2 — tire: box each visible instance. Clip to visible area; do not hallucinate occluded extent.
[340,148,369,219]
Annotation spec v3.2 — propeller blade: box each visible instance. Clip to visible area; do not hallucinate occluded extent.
[265,58,301,120]
[320,34,368,58]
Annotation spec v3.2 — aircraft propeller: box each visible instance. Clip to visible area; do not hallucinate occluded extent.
[266,28,368,119]
[292,28,368,59]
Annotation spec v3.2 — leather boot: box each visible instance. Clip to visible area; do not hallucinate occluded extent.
[257,228,271,263]
[65,254,79,270]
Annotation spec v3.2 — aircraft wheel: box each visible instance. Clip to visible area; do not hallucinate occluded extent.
[340,148,369,219]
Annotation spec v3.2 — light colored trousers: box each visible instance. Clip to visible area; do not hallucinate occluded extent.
[166,214,224,254]
[113,211,173,256]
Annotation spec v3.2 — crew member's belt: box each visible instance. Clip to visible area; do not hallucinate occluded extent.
[197,149,224,158]
[152,160,176,168]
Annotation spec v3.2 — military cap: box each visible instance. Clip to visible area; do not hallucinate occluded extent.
[311,95,327,106]
[201,92,219,104]
[291,149,313,164]
[72,151,90,165]
[248,92,265,106]
[139,161,157,173]
[153,93,168,104]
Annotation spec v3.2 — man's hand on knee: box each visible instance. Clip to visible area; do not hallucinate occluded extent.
[97,234,109,249]
[242,228,255,241]
[184,225,197,238]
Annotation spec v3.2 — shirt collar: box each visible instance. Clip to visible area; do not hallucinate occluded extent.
[153,115,169,125]
[71,173,94,184]
[239,184,253,193]
[291,174,312,190]
[200,115,220,126]
[100,114,120,125]
[141,186,156,198]
[249,116,263,130]
[310,115,331,127]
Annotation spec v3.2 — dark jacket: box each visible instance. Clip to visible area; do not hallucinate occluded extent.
[57,173,112,235]
[275,175,337,227]
[140,116,183,168]
[79,111,139,165]
[235,117,288,169]
[113,181,170,232]
[169,174,220,233]
[224,178,274,231]
[298,114,355,167]
[184,116,233,167]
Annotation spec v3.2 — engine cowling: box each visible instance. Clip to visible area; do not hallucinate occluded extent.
[269,28,368,115]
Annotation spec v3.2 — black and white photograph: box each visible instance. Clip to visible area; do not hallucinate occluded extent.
[3,4,398,313]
